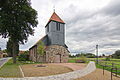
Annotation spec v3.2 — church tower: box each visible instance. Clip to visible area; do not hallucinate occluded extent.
[45,12,65,46]
[29,11,69,63]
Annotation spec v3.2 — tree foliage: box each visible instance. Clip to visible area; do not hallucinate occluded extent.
[0,0,38,63]
[18,51,29,61]
[112,50,120,59]
[70,53,95,58]
[1,49,7,53]
[37,41,45,55]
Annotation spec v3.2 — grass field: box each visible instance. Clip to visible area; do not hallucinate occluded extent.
[0,59,22,78]
[69,57,120,75]
[96,60,120,75]
[69,57,120,63]
[0,59,42,78]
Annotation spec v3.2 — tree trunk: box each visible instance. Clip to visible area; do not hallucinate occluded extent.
[12,41,18,64]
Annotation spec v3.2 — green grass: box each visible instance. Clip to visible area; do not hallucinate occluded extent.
[69,57,120,75]
[97,61,120,75]
[68,58,76,63]
[68,57,97,63]
[0,59,45,78]
[0,59,22,78]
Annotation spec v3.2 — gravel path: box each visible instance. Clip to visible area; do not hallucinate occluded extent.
[0,58,10,67]
[49,63,86,71]
[75,69,120,80]
[21,64,73,77]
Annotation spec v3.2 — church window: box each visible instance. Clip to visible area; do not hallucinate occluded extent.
[56,22,60,31]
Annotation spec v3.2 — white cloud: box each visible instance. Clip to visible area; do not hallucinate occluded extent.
[0,0,120,56]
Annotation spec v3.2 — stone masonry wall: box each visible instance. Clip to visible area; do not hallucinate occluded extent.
[45,45,69,63]
[29,45,69,63]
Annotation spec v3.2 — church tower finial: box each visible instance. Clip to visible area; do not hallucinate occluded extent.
[53,5,55,12]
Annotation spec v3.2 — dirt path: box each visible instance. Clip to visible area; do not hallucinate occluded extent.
[0,58,10,67]
[21,63,87,77]
[49,63,87,71]
[75,69,120,80]
[21,64,73,77]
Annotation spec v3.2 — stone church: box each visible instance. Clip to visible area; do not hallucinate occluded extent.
[29,12,69,63]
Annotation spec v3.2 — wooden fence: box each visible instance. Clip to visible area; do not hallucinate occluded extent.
[98,62,120,80]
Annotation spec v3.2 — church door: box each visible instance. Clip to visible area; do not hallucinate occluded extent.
[54,54,61,63]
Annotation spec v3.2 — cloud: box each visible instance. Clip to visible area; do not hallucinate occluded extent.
[101,0,120,16]
[0,0,120,56]
[65,0,120,55]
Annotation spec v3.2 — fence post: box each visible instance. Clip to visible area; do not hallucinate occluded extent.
[112,63,114,67]
[103,65,104,75]
[116,68,117,77]
[111,68,113,80]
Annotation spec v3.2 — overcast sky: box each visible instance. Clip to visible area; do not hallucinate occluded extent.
[0,0,120,55]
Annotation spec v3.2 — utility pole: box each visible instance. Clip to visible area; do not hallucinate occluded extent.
[96,44,99,64]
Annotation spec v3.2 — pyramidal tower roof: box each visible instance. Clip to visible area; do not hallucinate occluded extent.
[49,12,65,23]
[46,12,65,27]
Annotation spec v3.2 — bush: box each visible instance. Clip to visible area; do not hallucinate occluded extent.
[105,57,110,61]
[18,52,29,61]
[76,56,87,63]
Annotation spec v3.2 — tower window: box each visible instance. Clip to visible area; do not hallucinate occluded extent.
[56,22,60,31]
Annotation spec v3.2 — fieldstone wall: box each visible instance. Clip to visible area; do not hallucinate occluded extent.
[29,45,69,63]
[45,45,69,63]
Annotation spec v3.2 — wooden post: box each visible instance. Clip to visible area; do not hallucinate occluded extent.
[103,65,104,75]
[111,68,113,80]
[96,44,98,64]
[116,68,117,77]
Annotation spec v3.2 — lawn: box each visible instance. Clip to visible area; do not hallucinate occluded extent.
[96,60,120,75]
[0,59,41,78]
[69,57,120,75]
[0,59,22,78]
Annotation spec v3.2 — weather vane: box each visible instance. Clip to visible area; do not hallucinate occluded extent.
[53,5,55,12]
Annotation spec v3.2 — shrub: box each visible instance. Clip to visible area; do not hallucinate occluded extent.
[18,52,29,61]
[76,56,87,63]
[105,57,110,61]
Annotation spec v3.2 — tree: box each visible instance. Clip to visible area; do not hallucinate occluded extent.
[112,50,120,59]
[0,0,38,63]
[37,41,45,62]
[86,53,95,58]
[6,38,19,57]
[102,54,105,57]
[18,51,29,61]
[6,38,13,57]
[2,49,7,53]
